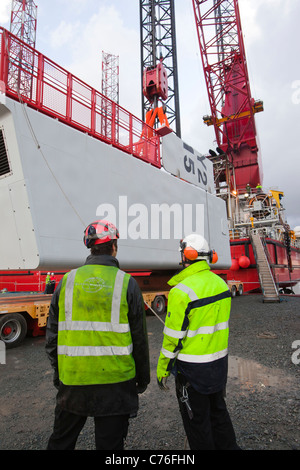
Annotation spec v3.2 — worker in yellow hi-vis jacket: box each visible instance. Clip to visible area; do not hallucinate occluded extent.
[157,234,240,450]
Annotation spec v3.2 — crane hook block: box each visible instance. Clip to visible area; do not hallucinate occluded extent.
[143,61,168,103]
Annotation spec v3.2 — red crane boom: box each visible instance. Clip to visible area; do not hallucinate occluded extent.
[192,0,264,191]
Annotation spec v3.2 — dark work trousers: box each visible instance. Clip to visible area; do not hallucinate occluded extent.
[47,405,129,450]
[175,377,239,450]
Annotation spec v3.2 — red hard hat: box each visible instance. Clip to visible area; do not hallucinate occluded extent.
[83,220,119,248]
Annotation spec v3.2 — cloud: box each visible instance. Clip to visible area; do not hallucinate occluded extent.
[54,5,140,115]
[50,20,81,49]
[0,0,11,25]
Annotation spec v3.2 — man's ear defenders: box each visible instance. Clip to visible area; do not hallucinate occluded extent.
[181,242,218,264]
[83,224,97,248]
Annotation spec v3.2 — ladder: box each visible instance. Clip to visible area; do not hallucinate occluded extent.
[251,233,280,302]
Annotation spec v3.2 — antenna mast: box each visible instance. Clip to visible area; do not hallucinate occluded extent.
[101,51,119,140]
[8,0,37,98]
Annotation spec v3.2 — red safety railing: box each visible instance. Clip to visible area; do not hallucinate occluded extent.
[0,27,161,167]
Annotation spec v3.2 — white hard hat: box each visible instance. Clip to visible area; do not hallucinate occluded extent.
[179,234,218,263]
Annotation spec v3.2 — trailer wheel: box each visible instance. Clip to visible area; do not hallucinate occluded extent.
[238,284,243,296]
[231,285,237,298]
[151,295,166,315]
[0,313,27,349]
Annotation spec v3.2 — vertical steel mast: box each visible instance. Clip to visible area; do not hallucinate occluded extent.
[8,0,37,98]
[101,51,119,105]
[192,0,263,190]
[101,51,119,140]
[139,0,181,137]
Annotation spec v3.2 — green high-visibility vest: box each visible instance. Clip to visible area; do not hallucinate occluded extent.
[57,264,135,385]
[157,261,231,379]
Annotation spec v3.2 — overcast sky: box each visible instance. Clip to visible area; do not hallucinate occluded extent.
[0,0,299,229]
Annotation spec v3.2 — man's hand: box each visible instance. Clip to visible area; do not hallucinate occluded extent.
[157,376,169,391]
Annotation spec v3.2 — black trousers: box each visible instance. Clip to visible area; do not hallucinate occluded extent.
[175,376,239,450]
[47,405,129,450]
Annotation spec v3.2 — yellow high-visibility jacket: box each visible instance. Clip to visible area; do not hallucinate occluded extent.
[157,261,231,380]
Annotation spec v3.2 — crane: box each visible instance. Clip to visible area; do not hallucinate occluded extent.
[192,0,264,193]
[191,0,298,299]
[139,0,181,137]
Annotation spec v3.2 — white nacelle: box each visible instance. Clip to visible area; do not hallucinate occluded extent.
[0,96,231,271]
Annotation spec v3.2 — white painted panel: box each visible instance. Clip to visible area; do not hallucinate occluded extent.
[161,132,215,194]
[0,182,39,269]
[7,180,39,268]
[0,101,39,269]
[0,185,23,268]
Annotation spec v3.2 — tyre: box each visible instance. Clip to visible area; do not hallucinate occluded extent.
[231,285,237,298]
[0,313,27,349]
[151,295,166,315]
[238,284,243,296]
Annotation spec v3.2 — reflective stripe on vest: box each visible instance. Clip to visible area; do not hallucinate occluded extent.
[163,320,229,339]
[160,346,228,363]
[58,321,130,333]
[175,283,199,301]
[58,344,133,357]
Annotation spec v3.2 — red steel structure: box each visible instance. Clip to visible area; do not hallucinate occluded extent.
[10,0,37,44]
[0,27,160,168]
[192,0,300,295]
[192,0,264,191]
[9,0,37,99]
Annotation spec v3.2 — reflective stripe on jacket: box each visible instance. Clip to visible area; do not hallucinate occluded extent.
[57,264,136,385]
[157,261,231,378]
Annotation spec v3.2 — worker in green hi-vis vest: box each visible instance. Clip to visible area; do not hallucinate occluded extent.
[46,219,150,450]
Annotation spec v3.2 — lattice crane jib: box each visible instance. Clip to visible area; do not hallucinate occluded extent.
[101,51,119,104]
[101,51,120,140]
[192,0,264,190]
[140,0,181,137]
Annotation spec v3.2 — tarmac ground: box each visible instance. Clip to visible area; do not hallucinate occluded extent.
[0,293,299,451]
